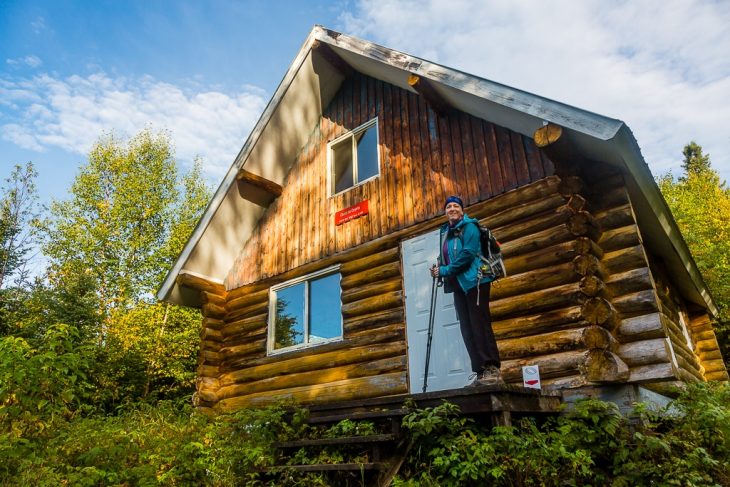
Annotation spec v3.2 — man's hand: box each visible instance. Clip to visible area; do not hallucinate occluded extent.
[430,264,440,278]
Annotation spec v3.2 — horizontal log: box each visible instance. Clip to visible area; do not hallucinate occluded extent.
[236,168,282,196]
[491,282,585,320]
[598,225,641,253]
[695,340,719,353]
[617,313,666,341]
[477,193,567,230]
[219,339,267,363]
[203,317,225,331]
[221,331,267,351]
[705,370,730,381]
[221,328,404,373]
[493,205,572,243]
[618,338,672,367]
[612,289,659,317]
[628,363,676,383]
[221,313,267,340]
[226,280,272,302]
[197,389,219,403]
[201,291,227,308]
[499,326,614,361]
[502,349,587,383]
[196,376,220,391]
[700,358,726,374]
[215,372,408,411]
[224,300,269,323]
[491,262,579,301]
[673,354,705,382]
[340,246,400,275]
[533,123,563,148]
[346,322,405,339]
[602,245,648,275]
[177,272,226,296]
[689,313,713,331]
[469,176,562,222]
[606,267,653,298]
[200,327,224,342]
[539,374,592,390]
[344,308,405,334]
[217,356,406,400]
[699,349,723,362]
[226,288,269,313]
[594,204,634,231]
[201,340,222,353]
[596,184,630,210]
[197,365,219,378]
[584,350,630,382]
[202,302,226,319]
[200,350,222,365]
[341,278,401,304]
[502,238,592,276]
[693,330,717,342]
[218,340,406,387]
[340,261,401,290]
[501,224,577,259]
[493,306,586,340]
[341,291,403,319]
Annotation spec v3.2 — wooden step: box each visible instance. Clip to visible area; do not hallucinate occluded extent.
[274,433,396,449]
[306,408,411,425]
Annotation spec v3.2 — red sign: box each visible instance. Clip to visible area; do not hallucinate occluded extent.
[335,200,369,225]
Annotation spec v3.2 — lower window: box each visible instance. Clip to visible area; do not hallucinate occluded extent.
[269,267,343,353]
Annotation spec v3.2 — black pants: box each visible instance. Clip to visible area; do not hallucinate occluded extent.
[452,282,501,373]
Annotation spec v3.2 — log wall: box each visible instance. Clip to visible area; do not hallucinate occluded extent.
[225,73,553,289]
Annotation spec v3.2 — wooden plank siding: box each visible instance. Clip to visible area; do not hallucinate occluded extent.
[225,73,550,289]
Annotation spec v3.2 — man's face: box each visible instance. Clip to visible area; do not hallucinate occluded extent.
[445,202,464,225]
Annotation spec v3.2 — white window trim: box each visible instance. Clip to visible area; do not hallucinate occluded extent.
[267,265,343,355]
[328,118,380,197]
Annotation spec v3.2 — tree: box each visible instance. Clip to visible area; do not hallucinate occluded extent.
[681,141,712,178]
[658,142,730,363]
[0,162,40,290]
[40,129,212,404]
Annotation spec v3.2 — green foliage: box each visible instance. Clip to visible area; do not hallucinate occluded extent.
[395,384,730,486]
[0,161,40,290]
[657,142,730,361]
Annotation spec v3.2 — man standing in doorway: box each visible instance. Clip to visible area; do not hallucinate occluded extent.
[430,195,503,387]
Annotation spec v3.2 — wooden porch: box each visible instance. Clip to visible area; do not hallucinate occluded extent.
[267,384,562,486]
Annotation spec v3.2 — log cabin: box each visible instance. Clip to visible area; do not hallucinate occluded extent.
[157,26,728,413]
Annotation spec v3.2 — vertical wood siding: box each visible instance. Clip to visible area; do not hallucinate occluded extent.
[226,73,552,289]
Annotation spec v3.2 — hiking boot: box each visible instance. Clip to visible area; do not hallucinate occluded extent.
[476,365,505,386]
[464,372,480,388]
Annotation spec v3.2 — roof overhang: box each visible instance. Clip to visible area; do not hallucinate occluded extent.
[157,26,717,317]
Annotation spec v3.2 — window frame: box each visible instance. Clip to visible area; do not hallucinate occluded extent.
[328,118,380,196]
[267,265,343,355]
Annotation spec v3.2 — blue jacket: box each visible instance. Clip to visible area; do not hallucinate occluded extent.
[438,214,483,293]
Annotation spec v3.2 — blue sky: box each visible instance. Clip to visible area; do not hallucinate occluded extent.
[2,0,730,213]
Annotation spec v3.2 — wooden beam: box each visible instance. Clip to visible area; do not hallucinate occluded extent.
[408,75,450,116]
[312,40,354,77]
[236,169,283,197]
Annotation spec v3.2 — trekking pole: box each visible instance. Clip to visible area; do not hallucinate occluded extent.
[422,274,439,393]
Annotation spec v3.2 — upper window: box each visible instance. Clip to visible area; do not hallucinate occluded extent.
[268,267,343,354]
[329,118,379,195]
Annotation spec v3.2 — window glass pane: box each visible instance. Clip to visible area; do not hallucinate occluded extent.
[274,283,305,349]
[309,273,342,343]
[333,138,353,193]
[355,124,378,182]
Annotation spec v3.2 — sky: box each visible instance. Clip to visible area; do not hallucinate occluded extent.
[2,0,730,212]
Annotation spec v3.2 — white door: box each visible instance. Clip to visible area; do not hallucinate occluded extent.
[402,229,472,393]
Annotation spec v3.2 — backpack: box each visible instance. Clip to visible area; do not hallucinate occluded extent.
[473,222,507,282]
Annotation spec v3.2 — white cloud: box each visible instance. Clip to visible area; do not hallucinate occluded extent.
[341,0,730,181]
[5,55,43,68]
[0,72,267,177]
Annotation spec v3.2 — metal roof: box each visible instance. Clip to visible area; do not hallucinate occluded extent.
[157,25,717,317]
